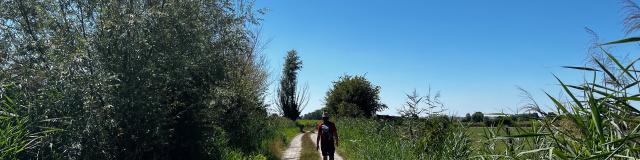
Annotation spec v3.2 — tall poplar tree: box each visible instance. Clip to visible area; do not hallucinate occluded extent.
[276,50,308,121]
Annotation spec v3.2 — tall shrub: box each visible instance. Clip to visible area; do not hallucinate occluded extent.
[0,0,270,159]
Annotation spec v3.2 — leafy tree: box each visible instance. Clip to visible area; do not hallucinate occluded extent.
[0,0,270,159]
[275,50,309,120]
[325,75,387,117]
[472,112,484,122]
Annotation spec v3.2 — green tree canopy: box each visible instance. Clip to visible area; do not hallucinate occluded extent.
[324,75,387,118]
[0,0,269,159]
[472,112,485,122]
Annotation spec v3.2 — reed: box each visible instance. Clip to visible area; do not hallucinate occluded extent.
[478,38,640,159]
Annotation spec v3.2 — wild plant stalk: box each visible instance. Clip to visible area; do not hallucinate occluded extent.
[335,88,471,160]
[478,38,640,159]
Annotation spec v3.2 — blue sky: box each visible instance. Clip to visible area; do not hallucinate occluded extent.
[254,1,638,116]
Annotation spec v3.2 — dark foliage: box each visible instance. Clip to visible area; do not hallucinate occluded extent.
[275,50,308,121]
[483,116,513,127]
[0,0,271,159]
[463,113,472,122]
[471,112,484,122]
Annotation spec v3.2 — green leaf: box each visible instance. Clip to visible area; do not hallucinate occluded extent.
[603,133,640,146]
[570,83,618,95]
[619,103,640,114]
[562,66,600,72]
[622,81,640,90]
[602,37,640,45]
[593,57,621,86]
[587,92,605,144]
[587,83,620,93]
[554,75,584,110]
[552,148,569,159]
[546,89,587,136]
[622,96,640,101]
[587,151,612,159]
[604,49,637,81]
[5,96,13,105]
[624,57,640,73]
[517,147,552,157]
[546,93,570,114]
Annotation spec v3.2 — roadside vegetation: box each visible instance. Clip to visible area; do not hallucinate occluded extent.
[324,84,472,159]
[5,0,640,160]
[476,39,640,159]
[300,133,321,160]
[263,117,300,159]
[473,1,640,158]
[322,35,640,159]
[0,0,286,159]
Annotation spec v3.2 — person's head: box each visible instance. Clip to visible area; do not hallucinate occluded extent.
[322,112,329,122]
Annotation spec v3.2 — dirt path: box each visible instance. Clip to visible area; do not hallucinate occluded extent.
[282,133,304,160]
[309,133,344,160]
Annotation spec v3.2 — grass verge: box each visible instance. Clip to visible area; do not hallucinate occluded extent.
[264,118,301,160]
[301,132,321,160]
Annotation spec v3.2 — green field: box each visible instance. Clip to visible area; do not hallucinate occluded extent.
[297,119,320,132]
[468,127,536,154]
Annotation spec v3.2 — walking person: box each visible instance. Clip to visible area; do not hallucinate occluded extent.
[316,112,339,160]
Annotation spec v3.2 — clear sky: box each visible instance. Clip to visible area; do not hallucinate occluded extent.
[254,1,638,116]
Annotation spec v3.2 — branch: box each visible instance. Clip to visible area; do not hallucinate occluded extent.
[296,82,310,113]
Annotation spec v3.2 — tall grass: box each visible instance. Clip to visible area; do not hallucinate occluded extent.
[0,96,33,159]
[261,117,300,160]
[336,117,471,160]
[337,118,415,159]
[478,39,640,159]
[475,118,548,159]
[0,93,61,159]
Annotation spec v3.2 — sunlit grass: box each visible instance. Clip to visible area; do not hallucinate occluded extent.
[263,117,300,160]
[300,133,321,160]
[297,119,320,132]
[335,117,471,159]
[477,38,640,159]
[0,94,62,159]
